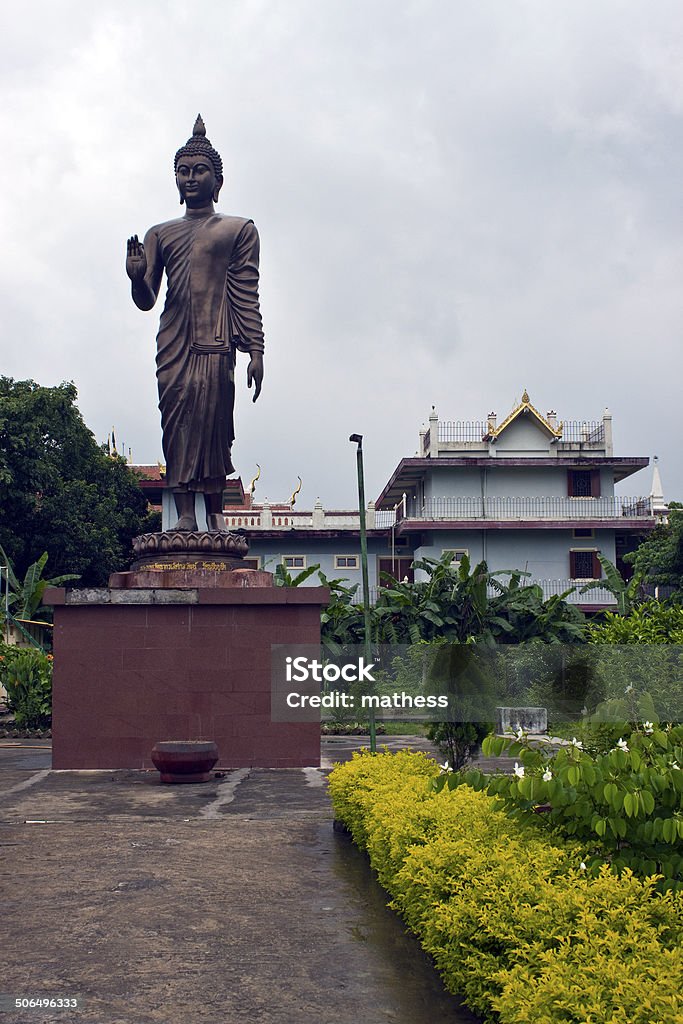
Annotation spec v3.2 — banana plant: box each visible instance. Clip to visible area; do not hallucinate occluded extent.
[272,561,321,588]
[580,553,642,615]
[0,545,79,621]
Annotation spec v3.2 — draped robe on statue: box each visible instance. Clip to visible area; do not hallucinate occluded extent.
[141,210,264,492]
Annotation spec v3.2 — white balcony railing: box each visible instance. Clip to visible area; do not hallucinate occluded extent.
[224,510,362,530]
[433,419,606,445]
[225,512,308,529]
[351,580,617,606]
[404,496,652,522]
[532,580,616,604]
[437,420,490,443]
[224,496,652,531]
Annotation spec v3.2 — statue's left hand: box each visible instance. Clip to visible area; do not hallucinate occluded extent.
[247,353,263,402]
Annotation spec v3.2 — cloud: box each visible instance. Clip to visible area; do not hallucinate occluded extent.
[0,0,681,507]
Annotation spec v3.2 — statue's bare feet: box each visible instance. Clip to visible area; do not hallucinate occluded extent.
[206,513,228,533]
[173,515,198,532]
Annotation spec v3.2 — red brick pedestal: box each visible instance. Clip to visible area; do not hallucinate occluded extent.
[45,583,328,770]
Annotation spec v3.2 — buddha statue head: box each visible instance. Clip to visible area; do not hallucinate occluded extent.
[174,115,224,206]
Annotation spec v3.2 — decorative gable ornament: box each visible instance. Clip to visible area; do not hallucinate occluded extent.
[484,389,564,443]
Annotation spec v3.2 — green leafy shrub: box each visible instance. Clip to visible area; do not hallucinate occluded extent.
[426,720,491,771]
[581,603,683,721]
[320,721,387,735]
[368,553,586,645]
[328,748,438,848]
[0,644,52,728]
[588,600,683,644]
[329,751,683,1024]
[442,725,683,888]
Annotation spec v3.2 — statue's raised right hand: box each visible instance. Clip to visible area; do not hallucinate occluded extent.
[126,235,147,281]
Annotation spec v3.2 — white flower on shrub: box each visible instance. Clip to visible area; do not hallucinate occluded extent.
[513,763,525,778]
[616,738,629,752]
[580,862,587,871]
[515,727,525,740]
[625,684,634,694]
[570,737,583,750]
[542,769,553,782]
[642,722,654,735]
[439,761,452,774]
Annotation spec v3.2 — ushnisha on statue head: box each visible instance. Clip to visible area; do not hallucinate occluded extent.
[174,115,224,207]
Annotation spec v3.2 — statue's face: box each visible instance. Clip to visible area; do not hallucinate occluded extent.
[175,154,221,207]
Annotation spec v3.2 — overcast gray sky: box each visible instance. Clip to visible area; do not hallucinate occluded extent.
[1,0,681,509]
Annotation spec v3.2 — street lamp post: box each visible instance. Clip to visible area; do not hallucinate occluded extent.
[349,434,376,753]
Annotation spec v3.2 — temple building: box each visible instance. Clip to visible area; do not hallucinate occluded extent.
[137,392,661,609]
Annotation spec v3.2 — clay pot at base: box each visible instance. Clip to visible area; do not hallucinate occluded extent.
[151,740,219,784]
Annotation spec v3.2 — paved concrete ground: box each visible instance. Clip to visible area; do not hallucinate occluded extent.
[0,738,483,1024]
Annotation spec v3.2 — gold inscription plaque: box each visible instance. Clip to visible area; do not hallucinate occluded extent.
[144,561,198,571]
[140,561,232,572]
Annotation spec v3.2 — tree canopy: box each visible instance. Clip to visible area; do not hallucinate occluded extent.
[624,503,683,595]
[0,377,160,585]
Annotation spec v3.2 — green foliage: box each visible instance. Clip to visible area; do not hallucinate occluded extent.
[317,554,587,651]
[418,639,497,768]
[328,748,440,848]
[426,720,491,771]
[0,545,79,621]
[582,602,683,722]
[581,552,642,614]
[488,575,587,644]
[0,377,160,585]
[491,643,593,725]
[321,720,387,735]
[315,569,366,655]
[447,725,683,887]
[381,553,587,759]
[272,561,321,587]
[369,553,497,644]
[595,652,682,725]
[370,553,586,645]
[482,602,683,727]
[274,563,368,659]
[316,555,588,740]
[329,751,683,1024]
[589,599,683,644]
[624,503,683,594]
[0,644,52,728]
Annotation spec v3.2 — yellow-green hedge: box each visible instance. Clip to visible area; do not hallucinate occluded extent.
[328,751,683,1024]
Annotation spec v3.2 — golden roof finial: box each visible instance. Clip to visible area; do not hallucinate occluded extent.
[488,392,562,440]
[249,464,261,495]
[289,476,302,508]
